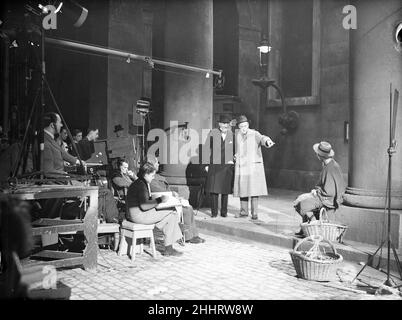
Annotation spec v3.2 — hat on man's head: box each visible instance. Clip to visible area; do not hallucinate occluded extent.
[218,114,232,124]
[114,124,124,133]
[237,115,249,125]
[313,141,334,158]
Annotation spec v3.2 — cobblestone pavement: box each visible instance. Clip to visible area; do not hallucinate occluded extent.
[57,231,401,300]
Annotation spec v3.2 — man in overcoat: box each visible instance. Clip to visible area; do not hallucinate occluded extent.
[204,114,235,217]
[233,115,275,219]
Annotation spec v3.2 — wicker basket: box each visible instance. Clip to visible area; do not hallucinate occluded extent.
[289,235,343,282]
[301,208,348,243]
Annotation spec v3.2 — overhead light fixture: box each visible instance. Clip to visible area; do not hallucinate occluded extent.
[38,3,49,14]
[395,21,402,52]
[55,2,63,13]
[395,22,402,42]
[54,0,88,28]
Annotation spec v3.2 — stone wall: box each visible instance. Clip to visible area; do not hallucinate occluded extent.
[262,0,351,192]
[106,0,146,140]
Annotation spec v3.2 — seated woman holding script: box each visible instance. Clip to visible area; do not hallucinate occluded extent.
[126,162,184,257]
[147,155,205,244]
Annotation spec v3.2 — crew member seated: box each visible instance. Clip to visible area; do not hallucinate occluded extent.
[126,162,183,257]
[112,159,137,199]
[147,155,205,244]
[42,112,119,223]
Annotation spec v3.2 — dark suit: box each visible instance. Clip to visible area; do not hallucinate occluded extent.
[42,131,78,219]
[204,128,235,217]
[77,138,94,161]
[43,131,77,176]
[43,131,119,222]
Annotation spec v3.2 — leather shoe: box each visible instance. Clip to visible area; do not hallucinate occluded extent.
[186,236,205,244]
[251,214,258,220]
[162,247,183,256]
[294,229,305,237]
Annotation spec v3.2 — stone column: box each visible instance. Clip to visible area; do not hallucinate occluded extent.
[343,0,402,209]
[161,0,213,201]
[338,0,402,249]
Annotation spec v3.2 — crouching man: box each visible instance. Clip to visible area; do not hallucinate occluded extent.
[294,141,345,236]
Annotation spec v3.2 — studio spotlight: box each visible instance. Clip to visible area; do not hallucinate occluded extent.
[394,21,402,53]
[56,0,88,28]
[395,22,402,44]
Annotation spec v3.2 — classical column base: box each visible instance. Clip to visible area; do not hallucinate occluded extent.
[335,205,402,251]
[343,187,402,210]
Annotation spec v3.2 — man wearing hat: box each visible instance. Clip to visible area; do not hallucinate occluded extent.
[204,114,235,217]
[114,124,124,138]
[233,115,275,219]
[109,124,138,171]
[293,141,345,235]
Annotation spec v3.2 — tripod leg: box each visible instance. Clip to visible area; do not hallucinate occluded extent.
[390,242,402,280]
[12,88,41,177]
[351,240,386,283]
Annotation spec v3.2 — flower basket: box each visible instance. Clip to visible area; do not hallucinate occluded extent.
[289,235,343,281]
[301,208,348,243]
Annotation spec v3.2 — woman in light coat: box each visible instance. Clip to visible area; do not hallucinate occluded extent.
[233,115,275,219]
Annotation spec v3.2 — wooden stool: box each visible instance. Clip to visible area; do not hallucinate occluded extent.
[97,222,120,251]
[118,220,156,262]
[59,222,120,251]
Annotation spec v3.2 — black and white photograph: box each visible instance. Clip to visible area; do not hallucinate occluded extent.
[0,0,401,305]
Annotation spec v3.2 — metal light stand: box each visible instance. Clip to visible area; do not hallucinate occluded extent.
[11,21,84,181]
[136,109,150,165]
[352,86,402,288]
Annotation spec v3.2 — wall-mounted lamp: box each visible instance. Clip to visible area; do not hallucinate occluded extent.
[252,34,299,135]
[257,36,272,68]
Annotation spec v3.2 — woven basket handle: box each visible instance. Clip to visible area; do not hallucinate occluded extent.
[293,235,338,256]
[319,207,330,224]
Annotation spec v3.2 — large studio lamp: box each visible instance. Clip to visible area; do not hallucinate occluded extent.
[53,0,88,27]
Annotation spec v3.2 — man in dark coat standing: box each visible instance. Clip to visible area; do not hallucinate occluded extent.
[204,114,235,218]
[77,129,98,161]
